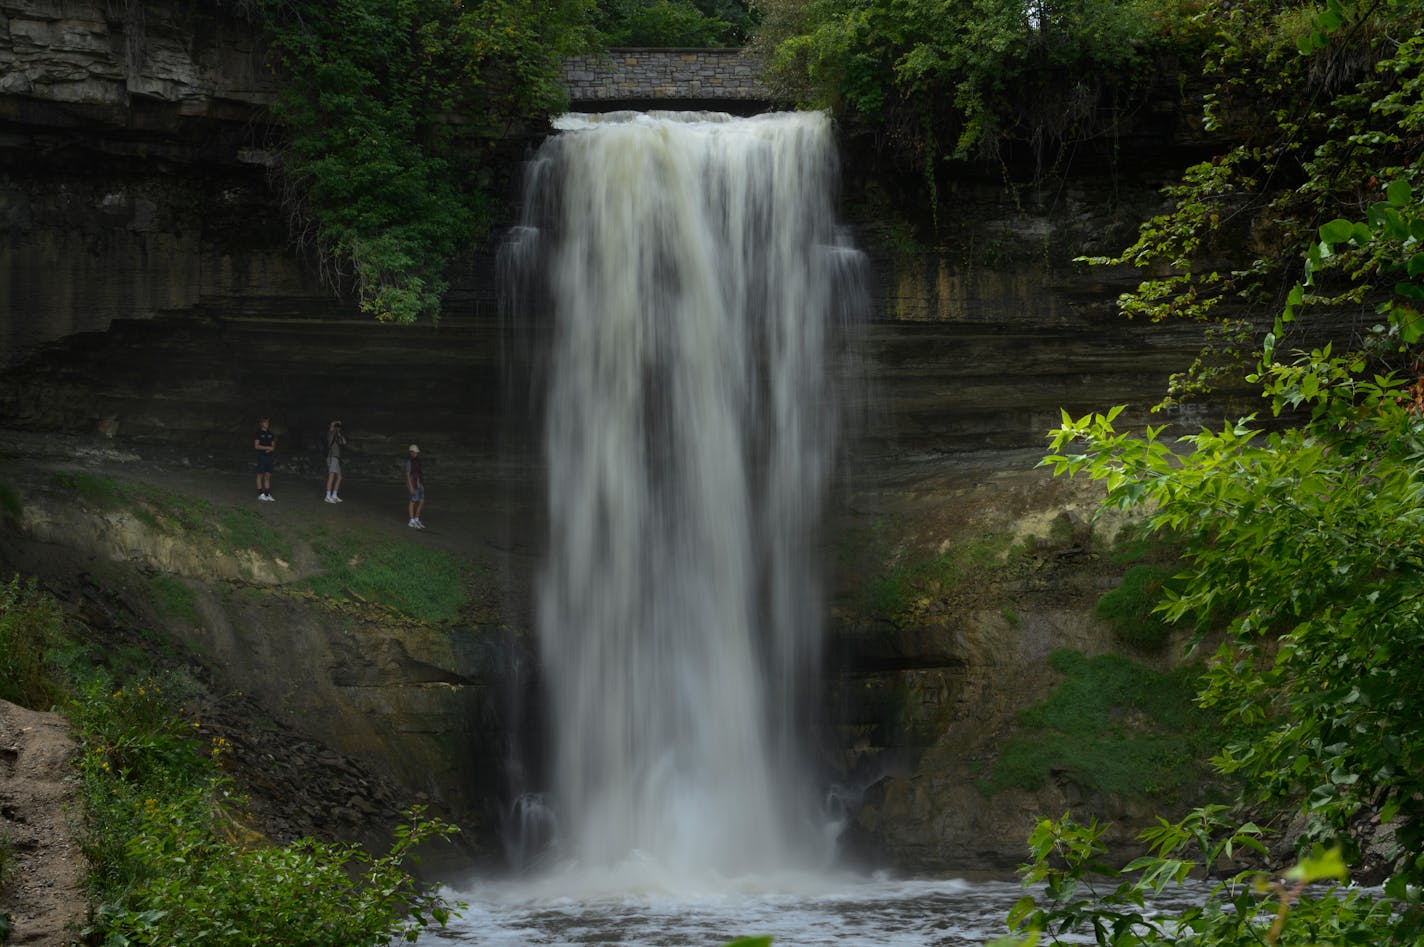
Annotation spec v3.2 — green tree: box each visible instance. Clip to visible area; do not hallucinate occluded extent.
[1047,3,1424,864]
[593,0,756,46]
[1078,0,1424,403]
[1007,2,1424,943]
[754,0,1177,182]
[1028,180,1424,942]
[260,0,592,323]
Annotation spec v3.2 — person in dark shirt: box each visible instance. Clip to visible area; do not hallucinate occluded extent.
[405,444,425,528]
[254,416,276,501]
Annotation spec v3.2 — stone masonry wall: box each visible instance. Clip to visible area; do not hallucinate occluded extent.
[562,47,769,104]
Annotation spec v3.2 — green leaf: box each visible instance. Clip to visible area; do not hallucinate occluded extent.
[1284,847,1348,884]
[1007,894,1038,929]
[1380,795,1402,824]
[1393,305,1424,344]
[1319,218,1355,244]
[1386,178,1412,207]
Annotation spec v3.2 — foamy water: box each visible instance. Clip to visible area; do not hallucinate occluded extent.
[416,872,1220,945]
[419,874,1024,946]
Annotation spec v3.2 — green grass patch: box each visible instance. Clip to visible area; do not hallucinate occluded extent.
[862,532,1014,625]
[1096,564,1183,651]
[147,575,201,626]
[300,528,473,623]
[53,470,137,506]
[978,648,1211,799]
[216,506,290,559]
[51,471,291,560]
[53,470,159,528]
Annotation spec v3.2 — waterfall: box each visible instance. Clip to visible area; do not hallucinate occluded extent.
[504,110,865,878]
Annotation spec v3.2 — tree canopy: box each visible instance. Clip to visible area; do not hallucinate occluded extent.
[255,0,766,323]
[755,0,1197,182]
[1002,0,1424,942]
[593,0,758,46]
[259,0,593,323]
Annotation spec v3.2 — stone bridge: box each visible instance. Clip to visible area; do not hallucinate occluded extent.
[561,47,776,112]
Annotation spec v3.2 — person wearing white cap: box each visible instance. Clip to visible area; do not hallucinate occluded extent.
[405,444,425,529]
[324,420,347,503]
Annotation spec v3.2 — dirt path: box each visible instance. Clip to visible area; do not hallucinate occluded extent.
[0,429,542,568]
[0,700,86,947]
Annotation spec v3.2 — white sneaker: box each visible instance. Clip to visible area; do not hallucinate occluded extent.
[332,495,343,503]
[259,494,273,502]
[414,519,426,529]
[324,495,337,503]
[408,519,419,528]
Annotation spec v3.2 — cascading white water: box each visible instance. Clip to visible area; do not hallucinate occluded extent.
[505,110,864,879]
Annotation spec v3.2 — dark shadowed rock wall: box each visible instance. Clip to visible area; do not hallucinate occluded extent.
[0,0,322,367]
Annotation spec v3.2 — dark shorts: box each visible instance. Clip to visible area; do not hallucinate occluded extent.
[410,486,424,502]
[256,454,274,473]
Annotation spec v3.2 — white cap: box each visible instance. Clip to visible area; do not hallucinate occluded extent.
[408,444,420,453]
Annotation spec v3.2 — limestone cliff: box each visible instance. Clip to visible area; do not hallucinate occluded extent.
[1,0,308,368]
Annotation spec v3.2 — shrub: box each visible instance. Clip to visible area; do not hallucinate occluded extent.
[70,667,461,945]
[0,575,67,709]
[87,797,458,947]
[1095,564,1182,651]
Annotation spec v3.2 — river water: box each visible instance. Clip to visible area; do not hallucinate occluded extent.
[416,870,1216,945]
[419,874,1028,945]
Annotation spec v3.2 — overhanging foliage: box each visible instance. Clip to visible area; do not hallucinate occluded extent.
[259,0,592,323]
